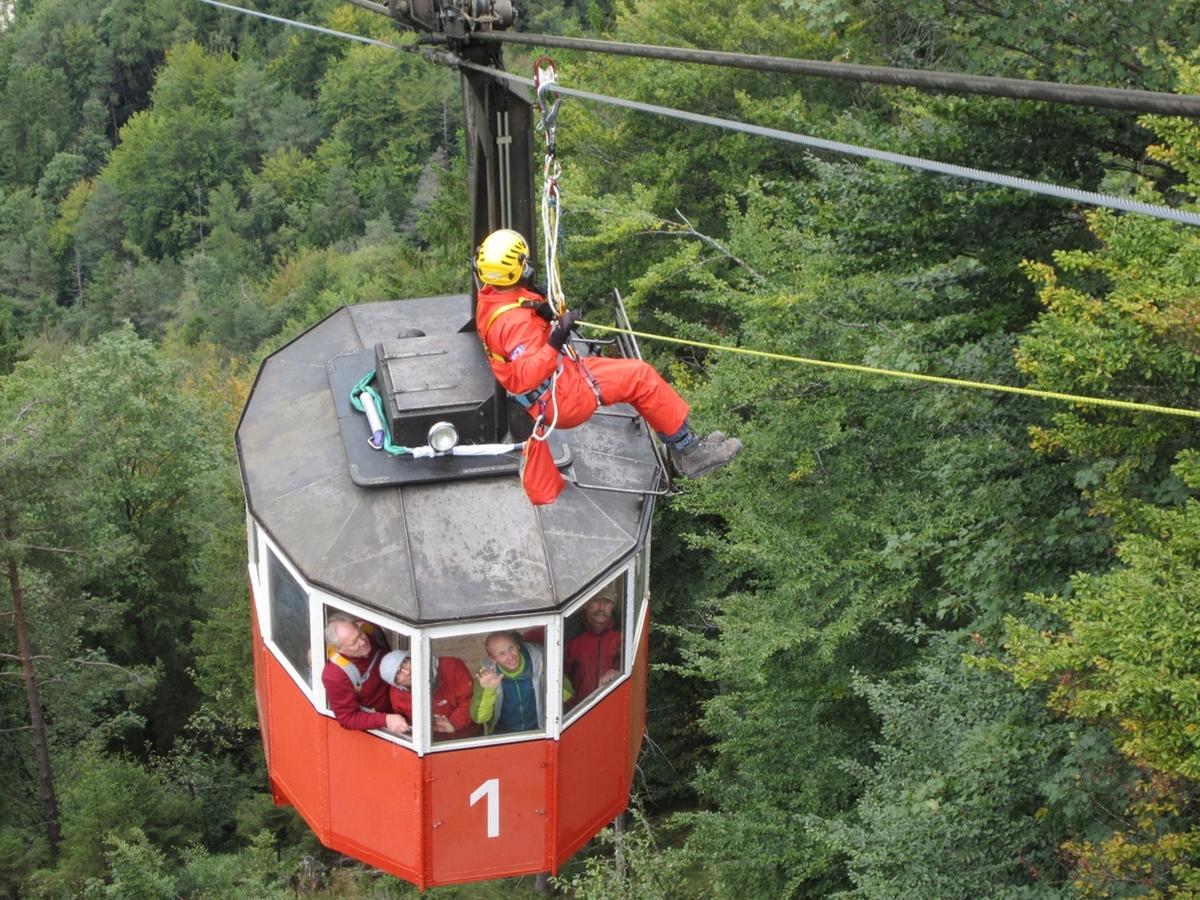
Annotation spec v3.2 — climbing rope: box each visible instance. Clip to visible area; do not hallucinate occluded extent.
[534,57,569,322]
[529,57,570,444]
[576,320,1200,420]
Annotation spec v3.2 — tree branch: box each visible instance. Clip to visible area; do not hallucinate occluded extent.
[0,653,147,683]
[666,209,767,284]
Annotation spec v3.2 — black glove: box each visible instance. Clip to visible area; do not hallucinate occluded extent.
[532,301,554,321]
[547,310,578,351]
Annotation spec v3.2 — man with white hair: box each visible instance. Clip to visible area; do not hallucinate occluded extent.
[321,614,408,735]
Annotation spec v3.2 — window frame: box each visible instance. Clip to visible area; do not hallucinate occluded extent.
[317,595,420,751]
[246,513,269,640]
[258,529,317,700]
[561,565,634,729]
[422,613,561,754]
[631,540,650,683]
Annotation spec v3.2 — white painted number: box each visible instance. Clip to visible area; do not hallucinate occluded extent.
[469,778,500,838]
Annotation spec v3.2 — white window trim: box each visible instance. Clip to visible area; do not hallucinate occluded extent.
[561,566,635,729]
[317,593,420,752]
[256,530,317,702]
[246,513,269,639]
[423,613,560,753]
[246,526,653,756]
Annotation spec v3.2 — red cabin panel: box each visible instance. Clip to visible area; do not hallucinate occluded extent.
[556,683,634,864]
[426,740,553,885]
[326,726,424,883]
[249,600,651,888]
[261,642,331,840]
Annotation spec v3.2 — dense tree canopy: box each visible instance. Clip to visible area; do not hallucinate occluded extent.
[0,0,1197,897]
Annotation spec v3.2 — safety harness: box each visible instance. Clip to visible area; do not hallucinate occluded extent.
[479,297,560,410]
[326,622,382,709]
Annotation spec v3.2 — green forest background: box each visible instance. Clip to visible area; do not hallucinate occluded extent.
[2,0,1199,896]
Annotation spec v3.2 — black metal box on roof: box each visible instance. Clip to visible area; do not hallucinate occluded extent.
[374,332,498,446]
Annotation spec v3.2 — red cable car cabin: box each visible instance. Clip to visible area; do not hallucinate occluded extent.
[235,294,664,888]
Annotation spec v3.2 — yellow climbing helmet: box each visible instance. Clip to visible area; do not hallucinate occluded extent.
[475,229,531,287]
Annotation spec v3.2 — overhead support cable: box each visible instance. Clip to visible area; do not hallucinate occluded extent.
[467,31,1200,119]
[446,56,1200,228]
[576,320,1200,421]
[197,0,406,50]
[195,1,1200,226]
[343,0,391,14]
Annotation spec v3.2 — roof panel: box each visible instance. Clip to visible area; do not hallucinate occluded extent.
[237,297,661,625]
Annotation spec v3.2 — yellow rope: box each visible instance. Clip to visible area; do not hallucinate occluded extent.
[576,320,1200,420]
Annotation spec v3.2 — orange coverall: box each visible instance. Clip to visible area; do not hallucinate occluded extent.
[476,284,689,436]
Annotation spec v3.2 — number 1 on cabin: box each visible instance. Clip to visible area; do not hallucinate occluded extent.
[470,778,500,838]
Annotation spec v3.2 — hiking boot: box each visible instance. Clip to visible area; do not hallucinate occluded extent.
[669,431,742,478]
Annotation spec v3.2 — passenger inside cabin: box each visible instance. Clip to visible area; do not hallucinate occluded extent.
[380,649,480,741]
[565,589,622,709]
[471,631,573,735]
[322,614,409,735]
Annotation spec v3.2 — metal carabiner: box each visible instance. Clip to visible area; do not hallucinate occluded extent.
[532,56,562,141]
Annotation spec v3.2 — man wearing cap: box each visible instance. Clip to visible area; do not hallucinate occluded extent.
[565,591,623,706]
[322,615,408,735]
[381,649,479,741]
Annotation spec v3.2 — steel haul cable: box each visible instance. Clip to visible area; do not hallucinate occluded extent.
[194,1,1200,227]
[465,30,1200,118]
[448,57,1200,229]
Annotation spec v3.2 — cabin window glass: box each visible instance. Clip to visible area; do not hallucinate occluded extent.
[455,625,550,739]
[426,636,487,744]
[563,573,627,724]
[322,607,413,744]
[267,549,311,687]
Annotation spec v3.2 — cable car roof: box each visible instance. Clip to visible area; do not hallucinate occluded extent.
[236,295,661,625]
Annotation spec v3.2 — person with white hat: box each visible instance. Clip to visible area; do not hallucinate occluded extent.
[380,649,479,741]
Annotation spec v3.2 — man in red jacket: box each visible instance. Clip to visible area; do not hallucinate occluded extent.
[322,616,408,735]
[474,229,742,479]
[381,650,480,742]
[565,591,623,706]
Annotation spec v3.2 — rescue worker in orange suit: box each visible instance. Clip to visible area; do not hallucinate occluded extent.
[474,229,742,478]
[565,590,622,709]
[322,615,408,735]
[380,649,480,742]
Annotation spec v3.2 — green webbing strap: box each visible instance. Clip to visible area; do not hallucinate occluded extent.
[350,369,410,456]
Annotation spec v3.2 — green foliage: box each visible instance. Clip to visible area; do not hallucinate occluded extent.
[52,748,200,888]
[85,828,177,899]
[103,43,240,258]
[823,0,1200,91]
[4,0,1199,896]
[814,633,1127,897]
[0,63,73,186]
[175,830,291,899]
[1007,464,1200,782]
[552,813,689,899]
